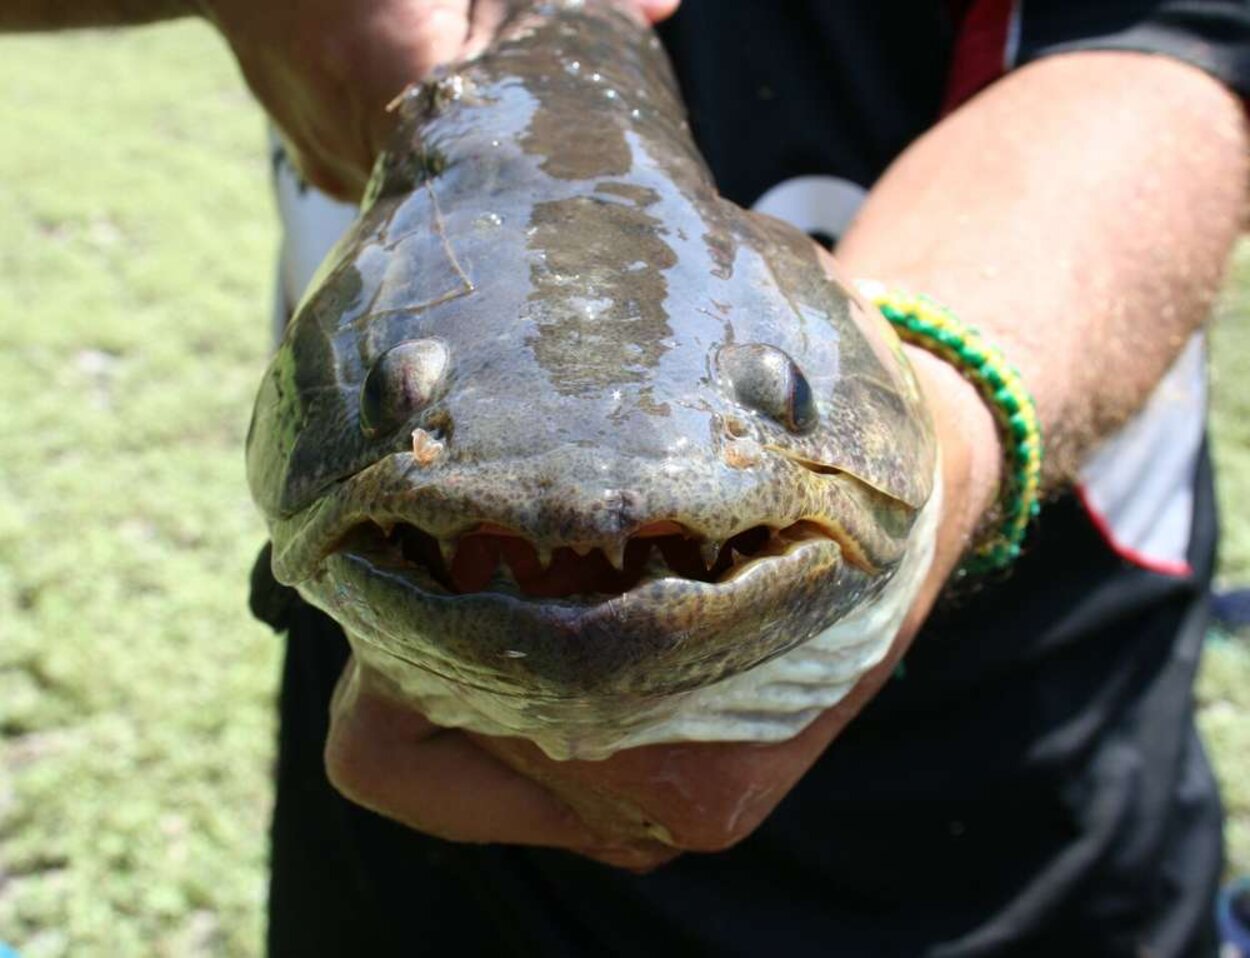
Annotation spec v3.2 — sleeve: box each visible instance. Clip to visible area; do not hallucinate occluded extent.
[943,0,1250,113]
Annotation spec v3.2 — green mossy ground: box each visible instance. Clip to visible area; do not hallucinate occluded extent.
[0,23,278,957]
[0,21,1247,956]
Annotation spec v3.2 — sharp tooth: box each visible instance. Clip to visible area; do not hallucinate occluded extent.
[487,561,519,592]
[602,540,627,571]
[375,519,395,538]
[438,537,457,567]
[700,539,721,569]
[570,543,594,557]
[535,542,554,569]
[766,526,789,554]
[643,547,668,578]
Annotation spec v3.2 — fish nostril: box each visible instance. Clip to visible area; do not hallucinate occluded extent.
[422,408,453,443]
[723,416,749,439]
[360,339,450,438]
[716,343,819,435]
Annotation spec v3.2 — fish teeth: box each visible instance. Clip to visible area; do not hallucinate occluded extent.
[642,547,669,578]
[602,539,627,572]
[699,539,722,570]
[485,560,520,594]
[438,537,457,567]
[534,542,555,570]
[570,543,594,557]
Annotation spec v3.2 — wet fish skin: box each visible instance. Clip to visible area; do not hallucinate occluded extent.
[246,0,936,707]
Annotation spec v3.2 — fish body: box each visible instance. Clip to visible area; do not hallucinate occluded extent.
[246,0,937,758]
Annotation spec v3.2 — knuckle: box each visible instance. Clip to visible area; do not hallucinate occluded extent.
[322,733,367,801]
[409,1,467,37]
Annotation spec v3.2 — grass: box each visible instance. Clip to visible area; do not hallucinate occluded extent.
[0,22,278,957]
[1203,240,1250,880]
[0,20,1248,956]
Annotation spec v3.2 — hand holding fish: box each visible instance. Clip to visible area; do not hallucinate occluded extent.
[197,0,678,199]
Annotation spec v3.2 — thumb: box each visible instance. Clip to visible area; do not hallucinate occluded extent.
[636,0,680,22]
[400,0,475,75]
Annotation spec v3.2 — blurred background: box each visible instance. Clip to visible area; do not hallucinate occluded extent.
[1,19,1248,957]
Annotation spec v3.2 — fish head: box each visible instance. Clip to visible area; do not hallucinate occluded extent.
[244,22,937,725]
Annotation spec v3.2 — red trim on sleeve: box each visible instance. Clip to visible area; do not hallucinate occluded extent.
[942,0,1017,115]
[1075,484,1194,578]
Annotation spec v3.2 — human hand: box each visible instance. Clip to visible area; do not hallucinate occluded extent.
[322,254,1003,869]
[198,0,679,200]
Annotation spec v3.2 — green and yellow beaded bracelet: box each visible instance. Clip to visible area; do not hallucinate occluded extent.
[858,282,1043,574]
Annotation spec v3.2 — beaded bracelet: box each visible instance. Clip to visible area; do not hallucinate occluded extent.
[858,281,1043,574]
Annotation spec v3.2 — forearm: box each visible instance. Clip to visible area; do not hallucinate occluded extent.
[838,50,1249,488]
[1,0,193,30]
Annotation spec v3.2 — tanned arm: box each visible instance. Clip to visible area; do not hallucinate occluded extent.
[839,50,1248,490]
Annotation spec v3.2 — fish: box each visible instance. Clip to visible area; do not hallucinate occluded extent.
[245,0,938,759]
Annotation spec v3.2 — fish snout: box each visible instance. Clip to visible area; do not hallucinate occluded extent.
[304,442,852,603]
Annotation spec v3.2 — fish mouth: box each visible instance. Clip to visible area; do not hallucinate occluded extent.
[335,516,868,603]
[269,451,912,699]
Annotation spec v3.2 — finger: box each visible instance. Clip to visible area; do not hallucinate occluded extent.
[463,0,510,61]
[576,843,683,871]
[324,659,602,849]
[400,0,474,76]
[351,0,475,183]
[286,142,361,202]
[634,0,681,22]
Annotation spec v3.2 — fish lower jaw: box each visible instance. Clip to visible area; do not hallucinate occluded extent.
[297,530,872,703]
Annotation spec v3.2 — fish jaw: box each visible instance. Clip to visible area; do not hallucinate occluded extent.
[302,523,875,701]
[266,442,915,701]
[333,474,942,761]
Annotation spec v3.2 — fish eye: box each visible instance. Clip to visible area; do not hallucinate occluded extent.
[360,339,450,438]
[716,343,818,435]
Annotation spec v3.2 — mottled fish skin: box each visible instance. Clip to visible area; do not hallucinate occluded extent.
[246,0,937,702]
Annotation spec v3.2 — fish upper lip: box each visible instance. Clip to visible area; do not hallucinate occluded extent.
[330,512,850,603]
